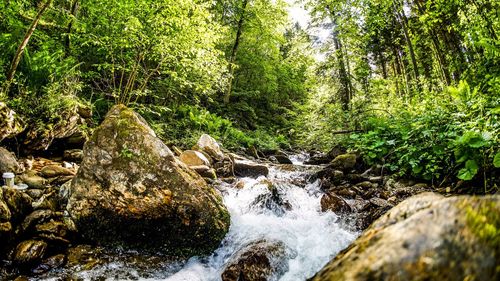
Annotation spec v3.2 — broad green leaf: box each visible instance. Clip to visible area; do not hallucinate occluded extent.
[457,160,479,181]
[494,153,500,168]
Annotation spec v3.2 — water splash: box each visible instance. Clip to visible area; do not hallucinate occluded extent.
[152,165,358,281]
[39,160,358,281]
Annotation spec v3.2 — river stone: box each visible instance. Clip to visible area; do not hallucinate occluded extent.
[13,240,48,265]
[272,155,293,165]
[190,165,217,179]
[40,165,75,178]
[330,153,357,171]
[193,134,224,161]
[320,193,352,213]
[234,158,269,178]
[18,170,47,189]
[179,150,211,167]
[0,102,24,142]
[3,188,32,223]
[63,149,84,162]
[66,105,230,255]
[32,254,66,274]
[0,147,21,174]
[0,196,11,222]
[21,210,59,232]
[221,240,291,281]
[310,193,500,281]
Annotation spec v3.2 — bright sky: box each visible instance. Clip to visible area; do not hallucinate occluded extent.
[286,0,311,28]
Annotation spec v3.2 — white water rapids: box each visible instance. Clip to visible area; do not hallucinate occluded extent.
[42,156,358,280]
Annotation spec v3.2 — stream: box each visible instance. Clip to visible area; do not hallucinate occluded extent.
[40,155,359,280]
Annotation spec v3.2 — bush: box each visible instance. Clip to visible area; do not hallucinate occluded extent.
[135,103,289,152]
[347,81,499,190]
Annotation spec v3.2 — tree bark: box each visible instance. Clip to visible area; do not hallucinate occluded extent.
[65,0,80,55]
[224,0,248,104]
[3,0,53,95]
[393,1,419,93]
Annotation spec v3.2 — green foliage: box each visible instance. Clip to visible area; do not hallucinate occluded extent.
[135,104,289,151]
[494,153,500,168]
[344,81,499,186]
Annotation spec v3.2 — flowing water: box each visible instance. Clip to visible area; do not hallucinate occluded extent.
[41,156,358,280]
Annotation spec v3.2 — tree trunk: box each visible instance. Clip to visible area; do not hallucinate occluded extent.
[65,0,80,55]
[2,0,53,95]
[223,0,248,104]
[393,1,420,93]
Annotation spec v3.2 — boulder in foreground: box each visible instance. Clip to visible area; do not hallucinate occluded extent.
[66,105,230,256]
[310,192,500,281]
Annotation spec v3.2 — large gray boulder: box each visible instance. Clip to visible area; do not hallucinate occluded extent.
[310,192,500,281]
[66,105,230,256]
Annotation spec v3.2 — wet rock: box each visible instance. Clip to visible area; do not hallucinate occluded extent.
[25,189,45,200]
[252,182,292,216]
[310,168,344,186]
[272,155,293,165]
[63,149,84,162]
[32,254,66,274]
[21,209,59,232]
[40,165,75,178]
[0,147,21,174]
[221,240,291,281]
[305,146,345,165]
[321,193,352,213]
[311,193,500,281]
[0,196,11,222]
[304,152,330,165]
[193,134,225,161]
[345,173,368,184]
[393,183,430,199]
[269,156,279,164]
[368,176,383,183]
[49,175,74,186]
[179,150,211,167]
[356,181,374,190]
[13,240,48,265]
[32,191,58,211]
[214,155,235,177]
[66,245,103,270]
[35,220,68,237]
[18,170,47,189]
[0,221,12,256]
[369,197,393,209]
[330,154,357,171]
[190,165,217,180]
[336,188,357,199]
[66,105,230,256]
[0,102,25,142]
[3,188,32,223]
[234,158,269,178]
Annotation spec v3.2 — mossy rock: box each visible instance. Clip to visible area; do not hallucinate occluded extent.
[310,192,500,281]
[66,105,230,257]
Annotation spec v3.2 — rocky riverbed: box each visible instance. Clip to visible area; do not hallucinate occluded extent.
[1,105,498,280]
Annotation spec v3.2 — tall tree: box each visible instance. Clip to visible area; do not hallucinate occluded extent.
[2,0,53,95]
